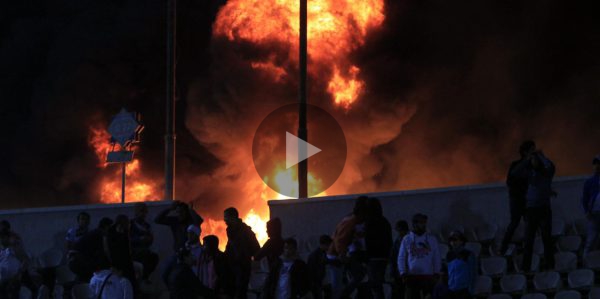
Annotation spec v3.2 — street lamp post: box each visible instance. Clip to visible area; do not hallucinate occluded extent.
[298,0,308,199]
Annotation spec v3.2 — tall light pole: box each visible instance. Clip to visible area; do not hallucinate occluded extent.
[165,0,176,201]
[298,0,308,199]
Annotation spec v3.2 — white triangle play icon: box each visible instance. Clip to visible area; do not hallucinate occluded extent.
[286,132,322,169]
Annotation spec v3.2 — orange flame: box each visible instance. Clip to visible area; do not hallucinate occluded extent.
[88,125,160,203]
[213,0,384,108]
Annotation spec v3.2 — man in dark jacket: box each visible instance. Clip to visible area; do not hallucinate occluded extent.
[224,207,260,299]
[130,203,158,281]
[499,140,536,255]
[168,248,215,299]
[71,217,113,281]
[365,197,392,299]
[255,218,284,272]
[307,235,332,299]
[262,238,310,299]
[582,156,600,256]
[155,200,203,251]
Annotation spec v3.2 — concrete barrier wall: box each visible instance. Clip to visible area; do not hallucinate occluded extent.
[0,201,174,261]
[268,176,588,243]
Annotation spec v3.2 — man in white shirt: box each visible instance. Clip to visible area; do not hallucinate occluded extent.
[397,214,441,299]
[89,268,133,299]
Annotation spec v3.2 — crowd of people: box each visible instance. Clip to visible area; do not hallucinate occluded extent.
[0,140,598,299]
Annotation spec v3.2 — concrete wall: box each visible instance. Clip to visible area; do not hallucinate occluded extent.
[0,201,174,262]
[268,176,588,243]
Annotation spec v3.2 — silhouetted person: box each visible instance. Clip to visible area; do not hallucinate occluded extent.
[0,233,21,299]
[130,203,158,281]
[307,235,332,299]
[105,215,137,295]
[327,196,369,299]
[365,197,392,299]
[168,248,215,299]
[500,141,536,255]
[262,238,310,299]
[198,235,227,294]
[71,217,114,282]
[582,155,600,255]
[224,207,260,299]
[398,213,441,299]
[390,220,409,299]
[516,149,556,271]
[255,217,284,271]
[185,224,203,276]
[67,212,90,250]
[155,200,203,251]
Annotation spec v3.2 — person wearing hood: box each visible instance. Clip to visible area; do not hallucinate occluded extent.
[397,213,441,299]
[262,238,310,299]
[224,207,260,299]
[582,155,600,255]
[255,218,284,271]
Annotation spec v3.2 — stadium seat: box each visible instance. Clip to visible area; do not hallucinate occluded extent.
[500,273,526,294]
[522,294,548,299]
[55,265,76,285]
[558,235,582,253]
[584,250,600,270]
[488,294,511,299]
[588,287,600,299]
[71,283,94,299]
[473,275,492,297]
[481,256,507,277]
[533,271,561,293]
[567,269,594,290]
[475,224,498,244]
[465,242,482,257]
[554,252,577,273]
[514,254,541,273]
[38,248,63,268]
[552,219,566,237]
[554,290,581,299]
[19,286,32,299]
[534,237,545,255]
[570,218,587,236]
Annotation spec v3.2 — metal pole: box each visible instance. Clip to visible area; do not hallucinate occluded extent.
[298,0,308,199]
[165,0,176,201]
[122,162,126,204]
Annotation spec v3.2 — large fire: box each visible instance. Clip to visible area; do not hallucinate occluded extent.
[88,125,160,203]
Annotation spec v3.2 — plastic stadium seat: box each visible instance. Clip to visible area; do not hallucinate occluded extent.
[19,286,32,299]
[71,283,94,299]
[552,219,566,237]
[514,254,541,273]
[473,275,492,297]
[475,224,498,243]
[554,290,581,299]
[488,294,511,299]
[522,294,548,299]
[558,235,582,253]
[55,265,76,285]
[584,250,600,270]
[567,269,594,290]
[589,287,600,299]
[533,271,561,293]
[439,243,449,261]
[500,274,526,294]
[481,257,507,277]
[465,242,482,257]
[554,252,578,273]
[534,237,545,255]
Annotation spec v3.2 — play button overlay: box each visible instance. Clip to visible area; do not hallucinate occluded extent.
[252,103,347,198]
[285,132,321,169]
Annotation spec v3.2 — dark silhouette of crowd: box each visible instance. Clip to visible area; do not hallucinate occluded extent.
[3,140,600,299]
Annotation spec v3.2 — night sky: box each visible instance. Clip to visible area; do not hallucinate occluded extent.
[1,0,599,211]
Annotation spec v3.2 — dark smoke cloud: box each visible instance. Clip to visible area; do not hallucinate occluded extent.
[1,0,599,213]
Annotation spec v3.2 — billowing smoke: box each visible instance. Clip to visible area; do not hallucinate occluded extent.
[0,0,598,215]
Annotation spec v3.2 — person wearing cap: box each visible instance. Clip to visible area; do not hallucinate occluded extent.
[397,213,441,299]
[446,231,477,298]
[581,155,600,256]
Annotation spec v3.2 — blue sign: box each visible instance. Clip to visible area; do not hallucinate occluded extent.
[107,108,142,147]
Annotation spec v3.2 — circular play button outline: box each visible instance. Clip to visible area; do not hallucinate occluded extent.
[252,103,347,198]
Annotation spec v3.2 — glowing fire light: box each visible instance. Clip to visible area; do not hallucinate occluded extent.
[213,0,384,108]
[88,125,159,203]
